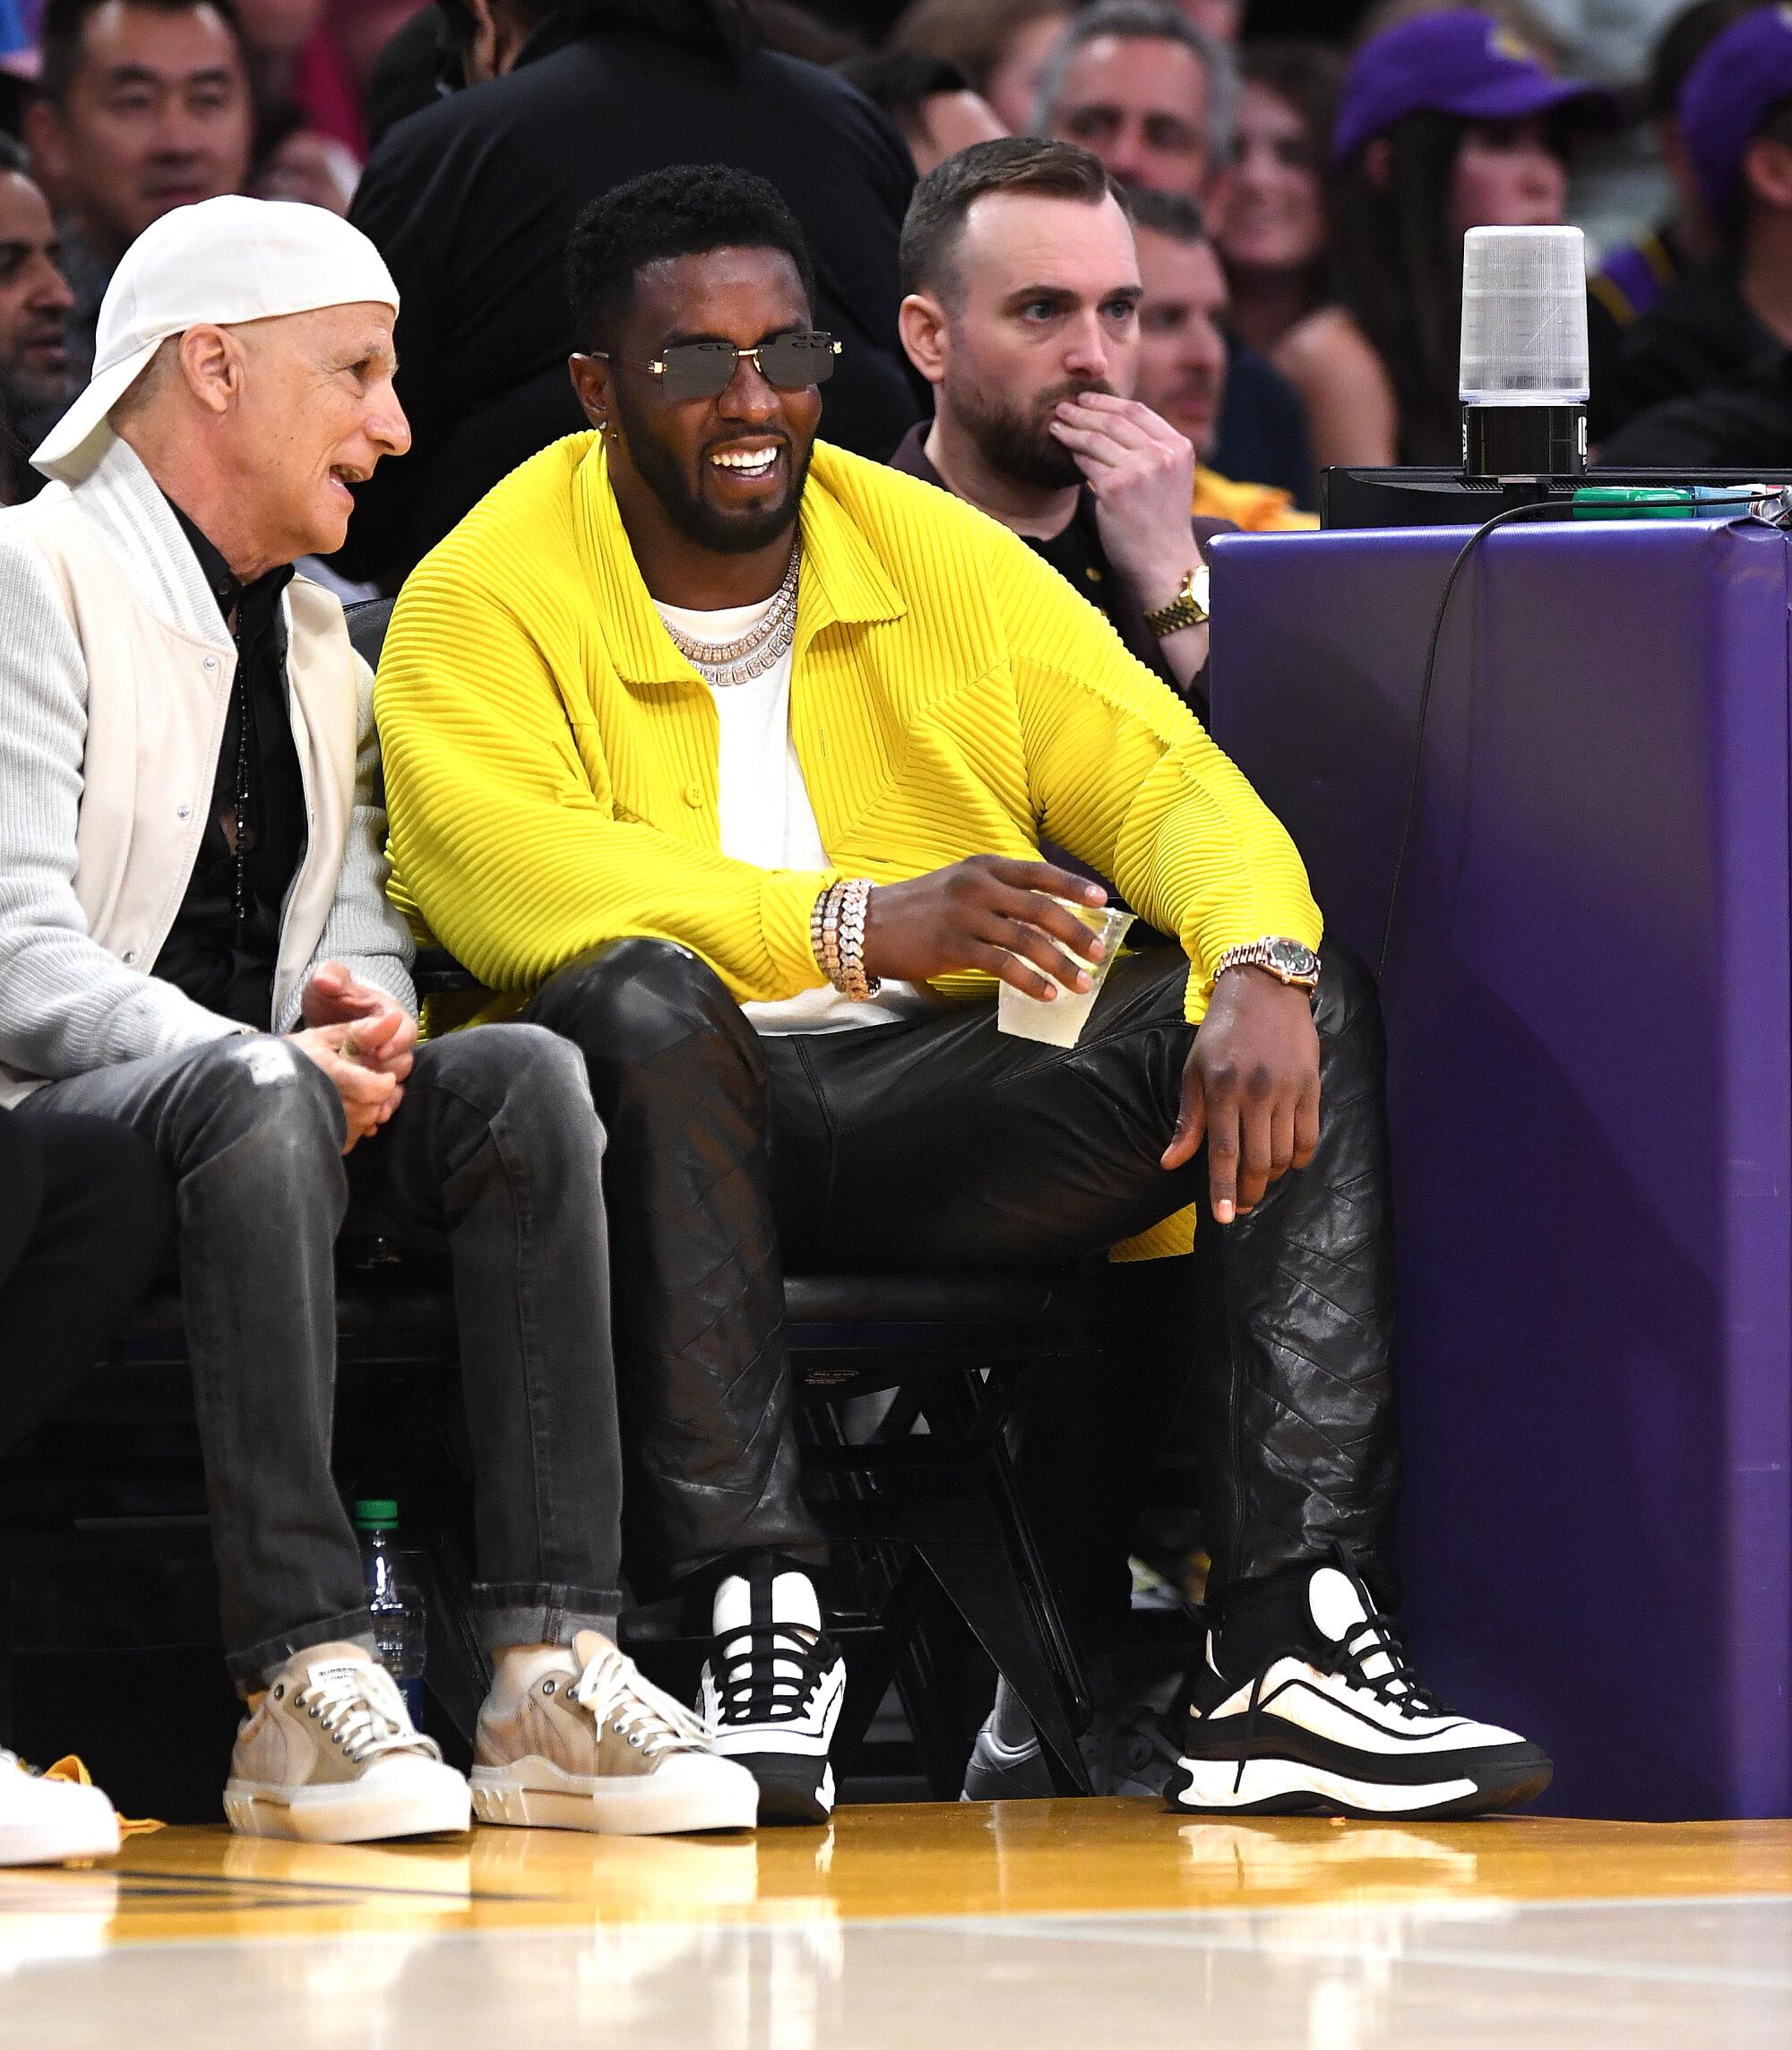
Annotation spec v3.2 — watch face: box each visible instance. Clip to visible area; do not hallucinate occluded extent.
[1190,564,1211,616]
[1266,939,1320,980]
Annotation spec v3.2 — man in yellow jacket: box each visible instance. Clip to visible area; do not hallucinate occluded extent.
[375,164,1549,1829]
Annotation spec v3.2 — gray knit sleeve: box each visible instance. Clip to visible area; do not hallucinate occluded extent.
[279,650,418,1031]
[0,531,246,1081]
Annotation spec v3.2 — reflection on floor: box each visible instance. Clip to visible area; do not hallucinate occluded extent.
[4,1803,1790,2048]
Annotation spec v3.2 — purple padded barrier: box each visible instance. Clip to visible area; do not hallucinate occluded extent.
[1208,519,1792,1821]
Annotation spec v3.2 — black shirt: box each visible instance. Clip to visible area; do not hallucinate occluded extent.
[1599,258,1779,440]
[153,504,306,1029]
[1024,513,1124,633]
[1600,349,1792,469]
[341,17,925,583]
[1211,343,1316,511]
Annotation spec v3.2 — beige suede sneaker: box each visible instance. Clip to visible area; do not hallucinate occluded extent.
[472,1631,758,1836]
[224,1643,471,1843]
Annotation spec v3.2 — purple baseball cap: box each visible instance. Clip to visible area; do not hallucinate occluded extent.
[1680,4,1792,218]
[1332,9,1614,165]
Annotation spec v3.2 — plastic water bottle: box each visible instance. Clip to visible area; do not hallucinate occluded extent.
[355,1499,427,1727]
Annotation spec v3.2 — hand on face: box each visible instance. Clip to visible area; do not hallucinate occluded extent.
[1047,390,1199,608]
[1162,965,1321,1223]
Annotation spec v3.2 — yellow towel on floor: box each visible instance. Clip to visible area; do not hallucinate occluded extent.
[43,1755,162,1838]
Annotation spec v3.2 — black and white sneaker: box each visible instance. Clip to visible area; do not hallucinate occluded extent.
[1164,1562,1552,1821]
[698,1561,846,1826]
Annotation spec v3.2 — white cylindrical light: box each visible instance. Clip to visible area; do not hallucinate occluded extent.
[1459,225,1589,477]
[1460,224,1590,406]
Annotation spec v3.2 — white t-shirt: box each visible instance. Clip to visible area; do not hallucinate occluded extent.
[653,593,930,1034]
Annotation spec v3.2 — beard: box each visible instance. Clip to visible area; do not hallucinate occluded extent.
[957,375,1118,491]
[613,383,814,556]
[0,349,73,439]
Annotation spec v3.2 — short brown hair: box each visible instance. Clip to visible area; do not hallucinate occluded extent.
[887,0,1068,99]
[899,134,1130,304]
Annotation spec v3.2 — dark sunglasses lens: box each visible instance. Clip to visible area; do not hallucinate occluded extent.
[760,333,838,389]
[659,342,742,400]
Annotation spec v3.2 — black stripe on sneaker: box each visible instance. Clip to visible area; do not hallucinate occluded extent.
[1242,1675,1476,1746]
[1179,1713,1549,1788]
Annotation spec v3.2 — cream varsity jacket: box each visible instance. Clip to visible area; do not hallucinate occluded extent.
[0,436,415,1105]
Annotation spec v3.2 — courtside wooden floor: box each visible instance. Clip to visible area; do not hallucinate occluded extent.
[5,1802,1791,2046]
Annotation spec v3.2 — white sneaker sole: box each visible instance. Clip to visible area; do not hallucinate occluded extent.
[704,1658,844,1827]
[712,1752,836,1826]
[224,1768,470,1844]
[1166,1750,1549,1820]
[471,1761,758,1837]
[0,1811,122,1867]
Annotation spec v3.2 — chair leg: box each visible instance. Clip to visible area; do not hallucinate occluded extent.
[803,1394,974,1796]
[882,1557,981,1799]
[911,1526,1091,1794]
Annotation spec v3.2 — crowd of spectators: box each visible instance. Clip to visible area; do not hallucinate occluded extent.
[0,0,1787,538]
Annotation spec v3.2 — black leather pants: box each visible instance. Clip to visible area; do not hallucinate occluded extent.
[525,938,1399,1598]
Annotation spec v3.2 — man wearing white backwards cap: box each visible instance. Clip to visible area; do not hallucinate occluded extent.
[0,196,758,1848]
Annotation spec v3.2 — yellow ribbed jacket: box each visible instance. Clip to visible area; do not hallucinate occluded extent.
[375,433,1322,1254]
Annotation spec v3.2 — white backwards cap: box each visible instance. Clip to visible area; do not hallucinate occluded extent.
[33,194,401,487]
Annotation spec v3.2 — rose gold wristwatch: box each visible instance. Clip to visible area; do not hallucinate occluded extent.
[1213,938,1321,994]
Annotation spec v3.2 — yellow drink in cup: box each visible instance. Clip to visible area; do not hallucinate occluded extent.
[996,901,1136,1049]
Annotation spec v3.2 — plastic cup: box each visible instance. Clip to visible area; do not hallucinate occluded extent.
[997,901,1136,1049]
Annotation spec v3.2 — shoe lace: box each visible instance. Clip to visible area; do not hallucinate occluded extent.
[1333,1610,1448,1719]
[570,1641,711,1761]
[711,1618,835,1729]
[1223,1563,1452,1794]
[1232,1669,1270,1797]
[296,1664,439,1766]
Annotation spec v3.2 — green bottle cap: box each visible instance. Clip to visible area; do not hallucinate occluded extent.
[354,1498,399,1532]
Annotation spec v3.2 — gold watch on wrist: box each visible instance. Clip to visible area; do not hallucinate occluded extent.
[1213,937,1321,994]
[1142,563,1210,640]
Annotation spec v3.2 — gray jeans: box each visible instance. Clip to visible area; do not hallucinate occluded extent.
[19,1027,625,1692]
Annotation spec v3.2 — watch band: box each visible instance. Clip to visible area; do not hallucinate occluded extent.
[1143,564,1210,640]
[1213,939,1321,992]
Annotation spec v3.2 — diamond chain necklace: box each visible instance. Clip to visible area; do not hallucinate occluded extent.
[660,538,802,689]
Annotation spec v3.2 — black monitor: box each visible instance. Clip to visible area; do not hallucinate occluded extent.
[1321,466,1792,530]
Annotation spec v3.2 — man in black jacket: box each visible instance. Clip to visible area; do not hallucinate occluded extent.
[342,0,925,585]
